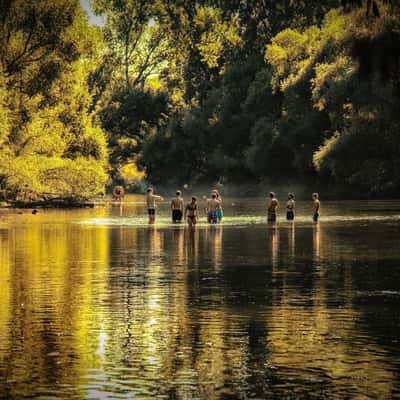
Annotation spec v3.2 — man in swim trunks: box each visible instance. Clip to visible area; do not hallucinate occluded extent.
[146,188,164,224]
[212,190,223,223]
[171,190,184,223]
[185,196,199,227]
[286,193,295,221]
[268,192,279,223]
[312,192,320,222]
[206,193,220,224]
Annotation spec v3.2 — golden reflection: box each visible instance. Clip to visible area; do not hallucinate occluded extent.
[268,226,394,399]
[206,225,223,271]
[0,203,398,399]
[289,222,295,258]
[0,219,109,398]
[0,230,10,355]
[268,224,280,269]
[313,222,321,260]
[186,227,199,262]
[171,225,185,266]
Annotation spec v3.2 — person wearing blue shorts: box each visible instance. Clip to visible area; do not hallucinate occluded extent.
[206,193,220,224]
[213,190,223,223]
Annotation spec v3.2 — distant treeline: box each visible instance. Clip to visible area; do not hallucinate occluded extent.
[0,1,399,201]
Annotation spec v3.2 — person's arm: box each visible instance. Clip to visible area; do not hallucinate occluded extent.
[154,195,164,201]
[316,201,320,212]
[184,204,188,218]
[171,200,174,210]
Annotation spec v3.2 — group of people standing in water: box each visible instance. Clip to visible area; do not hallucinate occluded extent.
[145,187,320,225]
[267,191,320,223]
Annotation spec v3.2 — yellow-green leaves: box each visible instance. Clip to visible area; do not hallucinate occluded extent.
[194,6,242,69]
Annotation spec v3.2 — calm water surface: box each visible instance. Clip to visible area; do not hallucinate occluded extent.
[1,196,400,399]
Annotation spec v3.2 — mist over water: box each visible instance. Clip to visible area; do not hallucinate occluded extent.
[1,195,400,399]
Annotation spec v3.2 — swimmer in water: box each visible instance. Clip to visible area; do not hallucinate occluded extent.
[286,193,295,221]
[268,192,279,223]
[171,190,184,223]
[185,196,199,227]
[146,188,164,224]
[312,192,320,222]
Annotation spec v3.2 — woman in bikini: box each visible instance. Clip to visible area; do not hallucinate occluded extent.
[185,196,199,227]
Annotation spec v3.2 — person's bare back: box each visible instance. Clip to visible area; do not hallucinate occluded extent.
[171,197,184,210]
[207,198,220,212]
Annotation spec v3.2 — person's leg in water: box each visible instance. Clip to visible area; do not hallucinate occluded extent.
[217,208,223,223]
[148,208,155,224]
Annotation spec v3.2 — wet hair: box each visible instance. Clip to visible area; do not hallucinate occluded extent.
[269,192,275,198]
[176,190,181,196]
[312,192,319,199]
[191,196,197,202]
[288,193,294,199]
[147,188,153,193]
[212,193,217,199]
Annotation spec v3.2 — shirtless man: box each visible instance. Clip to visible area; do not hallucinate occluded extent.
[171,190,184,223]
[146,188,164,224]
[212,190,223,223]
[312,192,320,222]
[185,196,199,227]
[268,192,279,223]
[286,193,295,221]
[206,193,220,224]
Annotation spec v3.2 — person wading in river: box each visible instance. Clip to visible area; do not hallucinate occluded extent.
[206,193,220,224]
[312,192,320,222]
[185,196,199,227]
[286,193,295,221]
[146,188,164,224]
[268,192,279,223]
[212,189,223,223]
[171,190,184,223]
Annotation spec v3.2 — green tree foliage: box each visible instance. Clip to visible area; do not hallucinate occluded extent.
[266,6,400,195]
[0,0,108,201]
[98,87,168,183]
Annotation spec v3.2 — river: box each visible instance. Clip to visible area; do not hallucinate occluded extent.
[0,196,400,399]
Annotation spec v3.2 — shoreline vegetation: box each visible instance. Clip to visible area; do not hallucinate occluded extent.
[0,1,399,207]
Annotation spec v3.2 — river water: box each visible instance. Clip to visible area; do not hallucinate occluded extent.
[0,196,400,399]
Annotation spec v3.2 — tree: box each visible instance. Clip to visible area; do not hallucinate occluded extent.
[0,1,108,200]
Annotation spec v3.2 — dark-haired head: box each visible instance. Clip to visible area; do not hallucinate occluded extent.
[312,192,319,199]
[147,188,153,193]
[288,193,294,199]
[212,193,216,199]
[176,190,181,196]
[269,192,275,198]
[191,196,197,202]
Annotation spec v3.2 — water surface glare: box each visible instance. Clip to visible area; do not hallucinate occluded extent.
[1,196,400,399]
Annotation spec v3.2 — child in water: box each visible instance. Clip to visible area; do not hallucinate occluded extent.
[312,192,320,222]
[286,193,295,220]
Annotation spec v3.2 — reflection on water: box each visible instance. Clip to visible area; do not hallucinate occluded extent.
[0,197,400,399]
